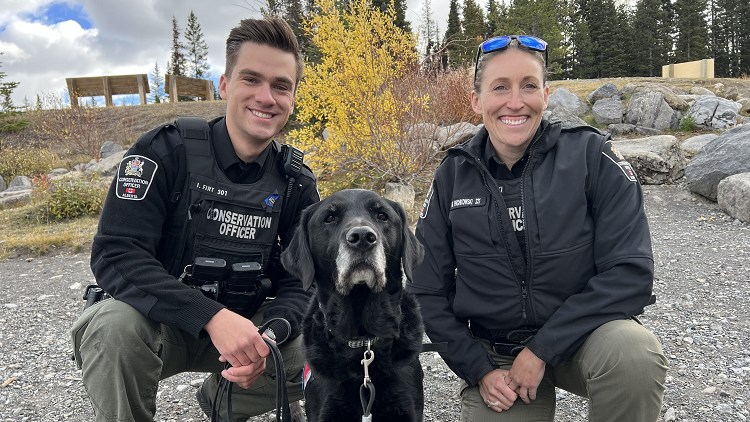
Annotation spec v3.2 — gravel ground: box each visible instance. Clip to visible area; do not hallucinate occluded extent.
[1,181,749,422]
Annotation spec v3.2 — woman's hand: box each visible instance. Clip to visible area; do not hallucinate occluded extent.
[478,369,518,412]
[505,347,546,404]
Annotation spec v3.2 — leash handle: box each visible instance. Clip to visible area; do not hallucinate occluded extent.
[212,318,292,422]
[359,380,376,419]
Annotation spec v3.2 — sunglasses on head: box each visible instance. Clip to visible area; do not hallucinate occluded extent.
[474,35,548,81]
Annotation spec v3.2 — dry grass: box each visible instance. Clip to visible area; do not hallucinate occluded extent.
[0,202,99,259]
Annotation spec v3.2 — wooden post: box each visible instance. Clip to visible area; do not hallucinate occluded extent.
[668,64,674,78]
[137,74,147,105]
[205,79,214,101]
[103,76,114,107]
[66,78,79,108]
[170,75,178,103]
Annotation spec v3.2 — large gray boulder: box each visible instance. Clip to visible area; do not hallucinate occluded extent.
[625,91,680,130]
[607,123,636,136]
[549,106,588,126]
[85,150,127,177]
[548,88,589,115]
[587,83,620,105]
[0,175,5,192]
[628,83,690,111]
[612,135,687,184]
[436,122,479,149]
[685,96,741,130]
[713,83,740,101]
[100,141,124,159]
[690,87,715,96]
[47,168,69,177]
[718,173,750,223]
[405,123,439,141]
[384,182,415,210]
[0,189,32,208]
[7,175,32,192]
[592,97,623,125]
[686,124,750,201]
[680,134,719,158]
[738,98,750,117]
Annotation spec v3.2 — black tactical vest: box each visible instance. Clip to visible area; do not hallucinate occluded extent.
[156,117,291,286]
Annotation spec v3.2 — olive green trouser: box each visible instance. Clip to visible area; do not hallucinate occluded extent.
[70,298,304,422]
[460,318,668,422]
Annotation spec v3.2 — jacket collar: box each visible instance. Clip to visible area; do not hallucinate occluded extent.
[451,119,561,163]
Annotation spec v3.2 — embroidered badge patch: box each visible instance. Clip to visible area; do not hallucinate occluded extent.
[602,141,638,183]
[115,155,158,201]
[420,181,434,219]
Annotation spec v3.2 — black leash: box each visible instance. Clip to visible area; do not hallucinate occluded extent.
[211,318,292,422]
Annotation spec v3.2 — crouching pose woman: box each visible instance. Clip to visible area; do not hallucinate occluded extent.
[409,35,668,422]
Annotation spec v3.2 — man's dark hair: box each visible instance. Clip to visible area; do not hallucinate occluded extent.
[225,17,304,85]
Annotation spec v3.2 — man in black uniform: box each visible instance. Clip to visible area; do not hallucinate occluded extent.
[70,17,319,422]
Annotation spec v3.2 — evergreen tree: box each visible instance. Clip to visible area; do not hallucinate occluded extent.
[674,0,709,63]
[443,0,463,67]
[168,16,186,77]
[633,0,672,76]
[500,0,567,76]
[184,11,210,79]
[150,61,165,103]
[458,0,485,65]
[420,0,440,69]
[485,0,502,38]
[0,53,19,114]
[36,94,43,110]
[372,0,411,32]
[569,16,596,79]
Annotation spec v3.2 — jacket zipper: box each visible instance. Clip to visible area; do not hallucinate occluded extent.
[471,155,530,324]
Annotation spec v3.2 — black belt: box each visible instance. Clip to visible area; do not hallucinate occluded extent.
[470,322,539,357]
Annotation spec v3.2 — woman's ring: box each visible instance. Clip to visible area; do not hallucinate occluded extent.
[487,400,501,407]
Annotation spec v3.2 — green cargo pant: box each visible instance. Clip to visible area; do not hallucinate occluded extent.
[459,318,668,422]
[70,298,304,422]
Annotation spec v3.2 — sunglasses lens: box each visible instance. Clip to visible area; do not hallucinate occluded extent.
[517,36,547,51]
[481,36,511,54]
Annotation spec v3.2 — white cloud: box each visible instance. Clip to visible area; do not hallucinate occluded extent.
[0,0,474,105]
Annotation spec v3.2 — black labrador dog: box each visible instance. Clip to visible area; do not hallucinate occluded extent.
[281,189,426,422]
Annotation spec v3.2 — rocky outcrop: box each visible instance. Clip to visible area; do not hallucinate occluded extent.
[625,91,680,130]
[680,134,718,158]
[548,88,589,115]
[100,141,124,159]
[587,83,620,105]
[436,122,479,149]
[7,176,32,192]
[686,125,750,201]
[384,182,415,209]
[685,96,741,130]
[718,173,750,223]
[592,97,623,125]
[613,135,687,184]
[84,150,127,177]
[549,107,588,126]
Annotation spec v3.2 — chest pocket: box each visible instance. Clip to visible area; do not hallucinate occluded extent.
[448,195,496,256]
[190,199,281,270]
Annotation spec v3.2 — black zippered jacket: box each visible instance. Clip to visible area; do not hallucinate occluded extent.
[408,121,654,387]
[90,118,319,340]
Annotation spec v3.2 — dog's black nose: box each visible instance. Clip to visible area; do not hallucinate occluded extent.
[346,226,377,249]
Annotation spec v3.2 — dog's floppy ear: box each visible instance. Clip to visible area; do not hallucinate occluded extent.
[281,204,316,290]
[394,201,424,283]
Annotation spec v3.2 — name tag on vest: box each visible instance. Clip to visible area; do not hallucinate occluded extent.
[190,174,235,200]
[450,197,486,210]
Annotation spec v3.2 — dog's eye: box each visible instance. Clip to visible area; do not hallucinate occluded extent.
[377,212,389,221]
[324,215,336,223]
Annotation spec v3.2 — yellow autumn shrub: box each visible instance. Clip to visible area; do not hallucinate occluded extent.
[291,0,436,187]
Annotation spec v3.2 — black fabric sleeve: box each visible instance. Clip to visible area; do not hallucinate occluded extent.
[261,171,319,339]
[525,137,655,366]
[90,128,225,338]
[409,173,499,387]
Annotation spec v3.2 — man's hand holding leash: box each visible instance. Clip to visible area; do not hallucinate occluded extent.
[205,308,270,389]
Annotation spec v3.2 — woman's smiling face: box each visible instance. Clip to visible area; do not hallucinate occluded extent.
[471,48,549,162]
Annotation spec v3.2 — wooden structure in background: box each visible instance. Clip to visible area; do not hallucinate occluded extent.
[662,59,715,78]
[66,74,150,107]
[165,74,216,102]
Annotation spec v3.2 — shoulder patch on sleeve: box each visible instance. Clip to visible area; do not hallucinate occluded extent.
[115,155,159,200]
[602,141,638,183]
[420,181,434,219]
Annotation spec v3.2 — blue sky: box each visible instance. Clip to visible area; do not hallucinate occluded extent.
[0,0,469,106]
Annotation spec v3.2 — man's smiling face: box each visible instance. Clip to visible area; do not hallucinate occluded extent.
[219,41,296,152]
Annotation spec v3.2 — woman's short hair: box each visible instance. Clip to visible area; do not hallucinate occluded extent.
[225,17,304,85]
[473,39,548,92]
